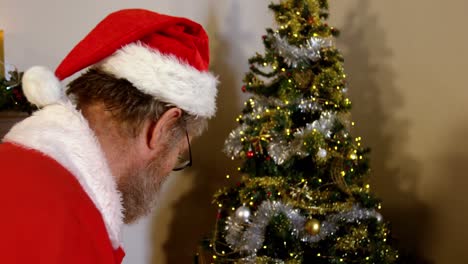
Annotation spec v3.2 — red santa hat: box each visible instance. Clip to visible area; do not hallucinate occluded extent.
[22,9,218,117]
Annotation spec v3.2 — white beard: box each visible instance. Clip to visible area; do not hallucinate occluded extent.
[117,156,169,224]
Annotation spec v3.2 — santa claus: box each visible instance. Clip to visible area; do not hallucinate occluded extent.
[0,8,217,263]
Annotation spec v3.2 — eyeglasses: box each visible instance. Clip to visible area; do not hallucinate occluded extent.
[172,129,192,171]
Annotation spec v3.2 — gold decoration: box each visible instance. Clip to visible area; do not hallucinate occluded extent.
[293,70,314,90]
[336,227,368,251]
[305,0,320,15]
[238,176,356,215]
[304,218,321,235]
[244,256,301,264]
[331,156,352,195]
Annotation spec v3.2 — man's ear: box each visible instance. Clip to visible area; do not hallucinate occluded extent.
[145,108,183,150]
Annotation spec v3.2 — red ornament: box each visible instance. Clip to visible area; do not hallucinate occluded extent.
[12,89,23,101]
[267,192,272,197]
[216,211,222,219]
[262,35,267,40]
[308,17,315,24]
[247,151,255,158]
[242,85,247,92]
[266,156,271,161]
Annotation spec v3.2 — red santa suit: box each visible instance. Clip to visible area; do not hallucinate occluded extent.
[0,8,217,264]
[0,102,125,263]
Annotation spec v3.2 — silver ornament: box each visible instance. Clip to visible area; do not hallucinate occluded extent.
[317,148,328,158]
[235,206,251,222]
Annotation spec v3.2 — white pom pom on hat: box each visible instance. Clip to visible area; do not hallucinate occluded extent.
[22,66,63,107]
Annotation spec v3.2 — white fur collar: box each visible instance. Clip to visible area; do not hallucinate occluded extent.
[3,102,123,249]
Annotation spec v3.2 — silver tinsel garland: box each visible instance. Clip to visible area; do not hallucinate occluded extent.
[267,111,337,164]
[226,201,304,253]
[222,94,340,165]
[270,33,334,68]
[224,124,249,158]
[225,201,382,255]
[223,95,327,163]
[244,95,322,121]
[303,111,335,138]
[267,131,310,165]
[238,256,286,264]
[266,138,288,165]
[243,95,322,120]
[301,205,382,243]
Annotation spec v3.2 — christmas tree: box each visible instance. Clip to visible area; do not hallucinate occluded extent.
[0,69,34,114]
[201,0,400,263]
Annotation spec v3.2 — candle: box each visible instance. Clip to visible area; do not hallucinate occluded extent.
[0,30,4,79]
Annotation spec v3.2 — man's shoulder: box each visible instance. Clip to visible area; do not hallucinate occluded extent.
[0,141,68,174]
[0,142,99,215]
[0,143,120,263]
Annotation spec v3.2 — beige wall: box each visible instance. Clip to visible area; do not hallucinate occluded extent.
[1,0,467,263]
[330,1,468,263]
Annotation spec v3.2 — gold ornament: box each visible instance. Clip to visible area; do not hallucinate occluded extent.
[304,218,321,235]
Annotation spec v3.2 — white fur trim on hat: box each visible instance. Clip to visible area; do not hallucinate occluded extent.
[22,66,64,107]
[98,43,218,118]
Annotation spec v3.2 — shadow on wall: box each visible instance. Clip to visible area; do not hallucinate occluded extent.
[150,2,253,263]
[433,124,468,263]
[338,1,431,263]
